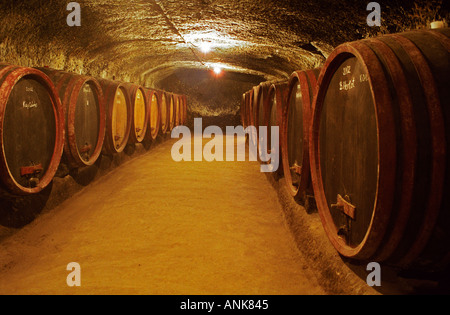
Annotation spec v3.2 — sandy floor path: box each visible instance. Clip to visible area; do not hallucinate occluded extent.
[0,137,325,295]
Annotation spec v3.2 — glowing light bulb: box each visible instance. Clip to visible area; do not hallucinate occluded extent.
[213,66,222,75]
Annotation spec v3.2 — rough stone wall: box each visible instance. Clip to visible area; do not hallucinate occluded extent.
[0,0,448,120]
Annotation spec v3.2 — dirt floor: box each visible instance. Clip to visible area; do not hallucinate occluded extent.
[0,136,330,295]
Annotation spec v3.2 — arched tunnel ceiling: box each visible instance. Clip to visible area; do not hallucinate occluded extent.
[0,0,448,117]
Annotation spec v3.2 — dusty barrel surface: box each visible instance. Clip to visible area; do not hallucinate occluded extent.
[266,82,288,174]
[158,91,169,134]
[146,89,161,140]
[281,69,320,204]
[98,80,132,154]
[0,65,64,195]
[37,68,106,168]
[123,83,149,144]
[310,29,450,269]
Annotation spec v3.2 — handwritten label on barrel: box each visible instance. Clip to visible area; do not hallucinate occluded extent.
[339,65,369,92]
[23,101,38,109]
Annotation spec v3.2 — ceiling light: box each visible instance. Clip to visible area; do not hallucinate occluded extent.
[199,42,212,53]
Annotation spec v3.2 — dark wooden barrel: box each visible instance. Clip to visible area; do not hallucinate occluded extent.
[310,29,450,270]
[123,83,149,144]
[36,68,106,168]
[281,69,320,204]
[146,89,161,140]
[158,90,170,134]
[0,65,64,195]
[98,79,132,155]
[266,82,288,174]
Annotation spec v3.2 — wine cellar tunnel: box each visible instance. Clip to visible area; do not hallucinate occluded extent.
[0,0,449,295]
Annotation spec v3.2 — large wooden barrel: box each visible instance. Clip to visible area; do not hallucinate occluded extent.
[266,82,288,174]
[310,29,450,270]
[281,69,320,204]
[124,83,149,144]
[37,68,106,168]
[0,65,64,195]
[158,90,170,134]
[146,89,161,140]
[98,80,132,154]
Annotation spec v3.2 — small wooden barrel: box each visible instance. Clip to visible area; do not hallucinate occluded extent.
[146,89,161,140]
[124,83,149,144]
[98,79,132,154]
[37,68,106,168]
[266,82,288,174]
[310,29,450,269]
[281,69,320,204]
[158,90,170,134]
[0,65,64,195]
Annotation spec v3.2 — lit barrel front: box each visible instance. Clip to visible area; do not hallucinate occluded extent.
[147,89,161,140]
[159,90,169,134]
[124,84,149,144]
[99,80,132,154]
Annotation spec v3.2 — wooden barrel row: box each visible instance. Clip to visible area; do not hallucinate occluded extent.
[241,28,450,270]
[0,65,188,196]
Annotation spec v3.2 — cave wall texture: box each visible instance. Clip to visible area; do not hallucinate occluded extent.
[0,0,448,125]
